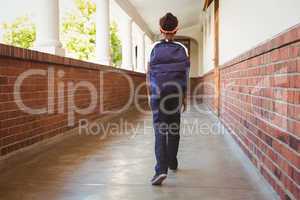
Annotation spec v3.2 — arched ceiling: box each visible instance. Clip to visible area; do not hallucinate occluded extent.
[127,0,204,34]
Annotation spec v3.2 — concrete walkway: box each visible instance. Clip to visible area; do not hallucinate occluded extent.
[0,104,278,200]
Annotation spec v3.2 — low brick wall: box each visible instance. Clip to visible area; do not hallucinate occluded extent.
[202,24,300,200]
[189,77,203,103]
[202,70,216,113]
[0,44,146,157]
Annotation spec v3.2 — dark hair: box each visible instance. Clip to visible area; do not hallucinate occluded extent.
[160,12,178,32]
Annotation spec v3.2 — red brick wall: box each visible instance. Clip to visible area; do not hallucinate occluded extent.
[0,44,146,157]
[189,77,203,103]
[202,25,300,199]
[202,70,217,113]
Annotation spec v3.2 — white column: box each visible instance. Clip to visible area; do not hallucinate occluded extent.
[121,18,133,70]
[137,33,146,73]
[96,0,111,65]
[142,33,146,72]
[34,0,65,56]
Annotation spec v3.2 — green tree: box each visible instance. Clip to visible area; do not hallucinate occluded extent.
[1,16,36,49]
[110,21,122,67]
[62,0,96,60]
[62,0,122,66]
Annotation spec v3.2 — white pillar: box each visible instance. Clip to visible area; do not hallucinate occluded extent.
[142,33,146,72]
[137,33,146,73]
[96,0,111,65]
[121,18,133,70]
[34,0,65,56]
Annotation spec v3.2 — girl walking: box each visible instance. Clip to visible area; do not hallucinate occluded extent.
[147,13,190,185]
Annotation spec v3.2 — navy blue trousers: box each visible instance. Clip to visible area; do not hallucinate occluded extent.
[151,88,181,175]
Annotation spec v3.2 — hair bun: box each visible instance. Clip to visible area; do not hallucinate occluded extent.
[166,13,173,17]
[160,12,179,32]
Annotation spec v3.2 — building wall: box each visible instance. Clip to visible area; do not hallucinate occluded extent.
[189,40,200,77]
[198,36,203,75]
[189,77,203,103]
[201,70,216,113]
[144,35,153,68]
[177,25,203,76]
[219,0,300,65]
[202,24,300,200]
[132,22,149,72]
[0,44,146,157]
[202,1,215,74]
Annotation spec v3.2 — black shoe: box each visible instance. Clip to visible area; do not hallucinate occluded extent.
[151,173,167,185]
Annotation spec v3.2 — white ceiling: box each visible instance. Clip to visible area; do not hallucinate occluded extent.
[127,0,204,34]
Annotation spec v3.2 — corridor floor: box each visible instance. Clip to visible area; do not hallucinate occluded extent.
[0,104,278,200]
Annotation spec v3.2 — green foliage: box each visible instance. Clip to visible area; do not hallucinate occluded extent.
[1,16,36,49]
[62,0,122,66]
[110,21,122,67]
[62,0,96,60]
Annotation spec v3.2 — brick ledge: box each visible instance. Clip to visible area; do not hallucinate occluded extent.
[0,43,145,77]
